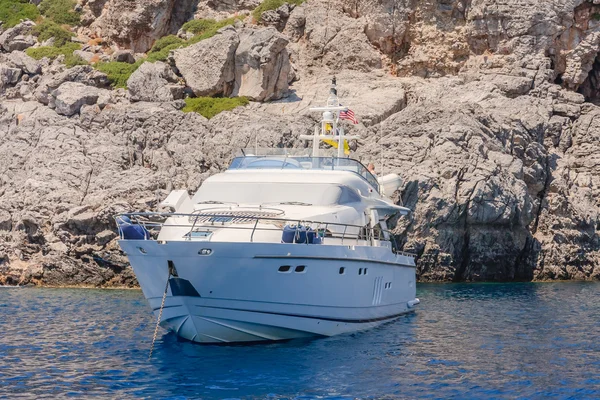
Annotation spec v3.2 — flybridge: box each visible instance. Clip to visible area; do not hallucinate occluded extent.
[228,156,380,193]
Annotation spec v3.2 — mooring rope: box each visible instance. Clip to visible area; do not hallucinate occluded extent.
[149,273,170,360]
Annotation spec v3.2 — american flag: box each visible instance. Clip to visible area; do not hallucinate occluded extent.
[339,108,358,124]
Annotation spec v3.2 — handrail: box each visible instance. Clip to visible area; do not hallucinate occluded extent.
[115,212,417,257]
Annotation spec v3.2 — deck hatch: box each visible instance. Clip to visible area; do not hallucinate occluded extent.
[188,211,282,225]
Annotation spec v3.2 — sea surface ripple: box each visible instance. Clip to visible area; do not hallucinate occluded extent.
[1,283,599,399]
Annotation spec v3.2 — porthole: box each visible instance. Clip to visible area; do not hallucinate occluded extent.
[358,268,363,275]
[295,265,306,273]
[278,265,291,273]
[364,268,368,275]
[339,267,345,275]
[137,247,147,254]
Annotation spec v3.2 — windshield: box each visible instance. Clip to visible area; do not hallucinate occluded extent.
[228,156,380,193]
[192,183,361,206]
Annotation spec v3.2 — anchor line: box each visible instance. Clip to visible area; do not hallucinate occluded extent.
[149,272,170,359]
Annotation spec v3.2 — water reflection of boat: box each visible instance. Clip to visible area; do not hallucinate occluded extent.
[116,78,419,343]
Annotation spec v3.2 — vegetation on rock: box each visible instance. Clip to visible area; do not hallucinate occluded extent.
[26,42,86,67]
[147,35,185,62]
[252,0,305,21]
[182,97,250,119]
[33,19,74,47]
[0,0,40,28]
[39,0,80,25]
[95,60,144,88]
[146,18,241,62]
[183,17,241,44]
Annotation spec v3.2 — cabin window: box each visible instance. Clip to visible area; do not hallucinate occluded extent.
[359,268,363,275]
[339,267,345,275]
[278,266,291,273]
[295,265,306,273]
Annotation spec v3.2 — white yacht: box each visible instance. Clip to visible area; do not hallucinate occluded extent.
[116,79,419,343]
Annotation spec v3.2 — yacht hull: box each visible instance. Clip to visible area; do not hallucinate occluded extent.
[120,240,418,343]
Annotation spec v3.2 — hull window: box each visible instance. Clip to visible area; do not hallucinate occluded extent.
[278,265,291,273]
[339,267,345,275]
[295,265,306,273]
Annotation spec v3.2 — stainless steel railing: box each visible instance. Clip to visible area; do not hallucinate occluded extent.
[115,212,416,257]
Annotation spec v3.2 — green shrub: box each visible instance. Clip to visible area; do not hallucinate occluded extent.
[182,19,219,35]
[33,19,74,47]
[39,0,80,25]
[0,0,40,28]
[150,35,185,52]
[182,97,250,119]
[593,13,600,21]
[146,35,186,62]
[94,60,144,88]
[26,46,63,60]
[252,0,304,21]
[25,42,85,67]
[64,52,87,67]
[26,42,79,60]
[182,17,241,42]
[147,43,182,62]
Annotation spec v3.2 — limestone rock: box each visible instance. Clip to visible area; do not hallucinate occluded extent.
[49,82,110,116]
[127,61,184,102]
[35,65,110,105]
[232,27,291,101]
[111,49,135,63]
[0,21,36,52]
[73,50,96,63]
[172,26,239,97]
[194,0,260,20]
[0,65,22,89]
[260,3,294,31]
[5,51,41,75]
[298,1,382,72]
[87,0,197,52]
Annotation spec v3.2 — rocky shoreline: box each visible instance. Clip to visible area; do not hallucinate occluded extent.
[1,0,600,286]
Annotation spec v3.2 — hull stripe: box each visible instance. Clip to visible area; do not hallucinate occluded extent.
[190,305,413,324]
[253,255,415,268]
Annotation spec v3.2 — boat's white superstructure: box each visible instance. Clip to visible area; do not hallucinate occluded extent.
[117,79,419,343]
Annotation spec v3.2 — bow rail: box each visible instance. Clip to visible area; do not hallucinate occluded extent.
[115,212,416,258]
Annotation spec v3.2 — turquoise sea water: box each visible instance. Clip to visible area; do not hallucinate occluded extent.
[1,283,599,399]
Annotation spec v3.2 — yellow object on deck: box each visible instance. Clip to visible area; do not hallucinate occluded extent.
[323,138,351,155]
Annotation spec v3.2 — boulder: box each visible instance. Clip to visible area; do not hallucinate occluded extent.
[171,26,239,97]
[0,65,22,89]
[73,50,96,63]
[35,65,110,105]
[127,61,184,102]
[0,21,37,52]
[260,3,294,31]
[172,25,292,101]
[111,49,136,63]
[6,51,42,75]
[49,82,110,116]
[232,27,291,101]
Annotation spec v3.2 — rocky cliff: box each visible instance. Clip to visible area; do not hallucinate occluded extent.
[1,0,600,286]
